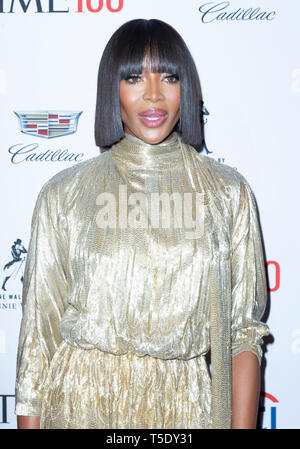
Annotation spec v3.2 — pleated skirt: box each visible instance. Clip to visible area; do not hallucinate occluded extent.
[40,340,212,429]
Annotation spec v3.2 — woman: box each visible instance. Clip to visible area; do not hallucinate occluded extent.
[15,19,270,429]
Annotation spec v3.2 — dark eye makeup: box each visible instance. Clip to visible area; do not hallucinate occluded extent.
[124,74,142,84]
[123,73,179,84]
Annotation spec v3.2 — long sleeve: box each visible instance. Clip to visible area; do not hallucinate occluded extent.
[15,180,69,416]
[230,176,270,365]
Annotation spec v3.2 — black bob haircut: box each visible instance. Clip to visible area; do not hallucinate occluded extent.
[95,19,205,152]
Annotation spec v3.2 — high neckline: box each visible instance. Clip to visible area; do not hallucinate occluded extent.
[110,132,184,171]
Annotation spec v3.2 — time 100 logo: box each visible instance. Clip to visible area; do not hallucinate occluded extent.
[0,0,124,13]
[77,0,123,12]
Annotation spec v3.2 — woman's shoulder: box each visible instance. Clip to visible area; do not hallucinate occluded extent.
[47,153,105,185]
[36,152,107,202]
[43,153,105,188]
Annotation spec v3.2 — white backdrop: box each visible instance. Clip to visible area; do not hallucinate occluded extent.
[0,0,299,429]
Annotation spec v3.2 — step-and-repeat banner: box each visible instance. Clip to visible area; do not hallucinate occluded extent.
[0,0,299,429]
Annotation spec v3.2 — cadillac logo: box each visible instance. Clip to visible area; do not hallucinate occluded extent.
[14,110,82,139]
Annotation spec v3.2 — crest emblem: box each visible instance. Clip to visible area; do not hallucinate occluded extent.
[14,110,82,139]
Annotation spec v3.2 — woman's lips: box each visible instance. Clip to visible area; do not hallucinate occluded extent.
[138,109,168,128]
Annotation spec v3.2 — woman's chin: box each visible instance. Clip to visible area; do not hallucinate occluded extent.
[125,126,175,145]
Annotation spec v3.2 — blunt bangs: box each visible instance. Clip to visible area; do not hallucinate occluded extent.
[95,19,204,151]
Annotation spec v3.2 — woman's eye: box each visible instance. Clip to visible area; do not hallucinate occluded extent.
[125,75,142,84]
[164,74,179,84]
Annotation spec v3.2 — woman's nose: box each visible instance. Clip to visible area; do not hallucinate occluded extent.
[143,76,164,102]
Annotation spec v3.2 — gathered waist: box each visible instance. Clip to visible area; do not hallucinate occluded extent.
[61,337,208,362]
[59,331,210,363]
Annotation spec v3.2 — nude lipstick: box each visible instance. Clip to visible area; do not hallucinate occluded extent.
[138,109,168,128]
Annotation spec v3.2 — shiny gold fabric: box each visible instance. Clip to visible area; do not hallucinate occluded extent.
[15,131,270,429]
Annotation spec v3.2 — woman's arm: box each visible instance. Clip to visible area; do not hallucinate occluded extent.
[17,416,40,429]
[230,177,270,429]
[231,351,260,429]
[15,181,68,421]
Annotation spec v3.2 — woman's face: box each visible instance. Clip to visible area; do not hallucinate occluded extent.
[119,66,180,144]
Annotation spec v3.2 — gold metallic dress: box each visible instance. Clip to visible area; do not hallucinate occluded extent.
[15,132,270,429]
